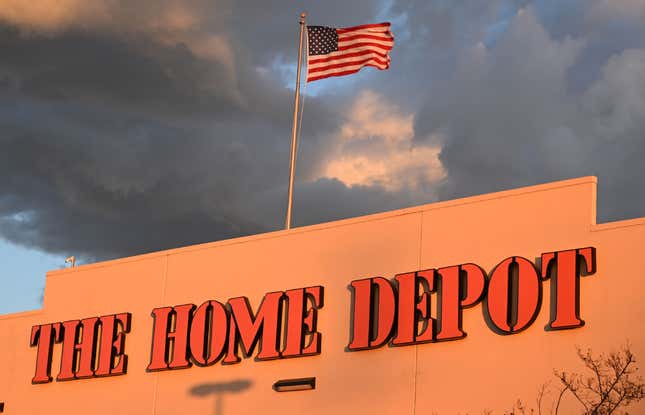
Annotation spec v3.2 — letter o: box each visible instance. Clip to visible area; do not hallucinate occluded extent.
[484,257,541,334]
[190,300,229,366]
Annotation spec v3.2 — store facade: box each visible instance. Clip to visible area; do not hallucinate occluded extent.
[1,176,644,414]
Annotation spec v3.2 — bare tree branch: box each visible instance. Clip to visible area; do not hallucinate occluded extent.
[516,343,644,415]
[554,386,567,415]
[536,382,549,415]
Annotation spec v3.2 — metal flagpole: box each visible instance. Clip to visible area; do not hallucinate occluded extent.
[285,12,307,230]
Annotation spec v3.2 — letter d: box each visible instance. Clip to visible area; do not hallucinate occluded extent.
[348,277,396,350]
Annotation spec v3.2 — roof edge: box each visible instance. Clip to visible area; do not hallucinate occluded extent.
[47,176,599,277]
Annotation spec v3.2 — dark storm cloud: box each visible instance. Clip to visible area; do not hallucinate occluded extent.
[410,4,645,222]
[0,0,643,261]
[230,0,383,63]
[0,72,345,259]
[0,1,386,260]
[0,27,237,115]
[0,92,259,259]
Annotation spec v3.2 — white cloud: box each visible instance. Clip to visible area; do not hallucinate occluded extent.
[583,48,645,140]
[318,90,445,193]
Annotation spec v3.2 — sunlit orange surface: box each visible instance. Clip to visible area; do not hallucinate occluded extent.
[1,176,644,414]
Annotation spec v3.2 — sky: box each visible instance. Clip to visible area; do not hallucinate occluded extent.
[0,0,644,314]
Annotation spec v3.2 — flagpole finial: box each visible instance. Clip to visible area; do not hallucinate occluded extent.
[300,12,307,22]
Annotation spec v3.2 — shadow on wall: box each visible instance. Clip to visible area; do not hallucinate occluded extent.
[189,379,253,415]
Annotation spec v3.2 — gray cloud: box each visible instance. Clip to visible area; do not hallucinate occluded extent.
[0,1,377,260]
[0,0,643,261]
[411,5,645,222]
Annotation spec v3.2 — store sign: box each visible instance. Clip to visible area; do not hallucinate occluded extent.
[29,247,595,384]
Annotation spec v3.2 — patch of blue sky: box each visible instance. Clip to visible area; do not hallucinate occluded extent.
[8,211,35,223]
[264,53,298,90]
[381,0,410,44]
[0,238,62,315]
[267,53,385,98]
[483,1,524,48]
[376,0,410,42]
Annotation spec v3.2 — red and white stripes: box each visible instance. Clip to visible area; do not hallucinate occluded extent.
[307,22,394,83]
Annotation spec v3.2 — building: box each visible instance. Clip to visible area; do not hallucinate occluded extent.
[1,176,644,414]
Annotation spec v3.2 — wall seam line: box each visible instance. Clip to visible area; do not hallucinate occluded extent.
[152,254,169,415]
[413,211,424,415]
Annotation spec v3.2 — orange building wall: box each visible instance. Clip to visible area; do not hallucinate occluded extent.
[1,176,644,414]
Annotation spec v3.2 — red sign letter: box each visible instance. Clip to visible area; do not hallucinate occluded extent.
[147,304,194,371]
[435,263,486,341]
[348,277,396,350]
[392,270,435,346]
[541,247,596,330]
[57,318,100,381]
[30,323,62,384]
[283,286,324,357]
[223,292,284,363]
[189,301,229,366]
[95,313,131,376]
[484,257,541,334]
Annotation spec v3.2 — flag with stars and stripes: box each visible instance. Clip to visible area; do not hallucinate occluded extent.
[306,22,394,83]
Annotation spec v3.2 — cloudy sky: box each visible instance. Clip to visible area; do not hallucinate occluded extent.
[1,0,644,313]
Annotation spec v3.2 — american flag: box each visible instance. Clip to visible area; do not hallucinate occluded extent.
[306,22,394,83]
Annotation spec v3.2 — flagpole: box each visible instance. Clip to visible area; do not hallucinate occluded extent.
[285,12,306,230]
